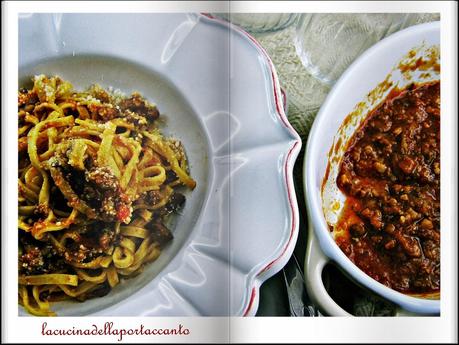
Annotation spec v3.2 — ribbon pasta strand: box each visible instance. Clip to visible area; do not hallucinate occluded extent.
[18,75,195,316]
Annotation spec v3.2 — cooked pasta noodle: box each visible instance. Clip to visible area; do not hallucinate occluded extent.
[18,75,195,316]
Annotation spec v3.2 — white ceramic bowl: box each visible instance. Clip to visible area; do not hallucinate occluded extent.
[18,13,301,316]
[304,22,440,316]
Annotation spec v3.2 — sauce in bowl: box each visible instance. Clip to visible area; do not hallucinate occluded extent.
[333,81,440,295]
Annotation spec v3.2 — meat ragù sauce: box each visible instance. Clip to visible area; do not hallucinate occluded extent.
[334,81,440,294]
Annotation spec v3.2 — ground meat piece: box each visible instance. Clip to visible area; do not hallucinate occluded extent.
[18,90,38,108]
[86,166,119,191]
[119,93,159,122]
[162,192,186,215]
[63,223,116,263]
[19,232,67,275]
[144,190,162,205]
[398,156,417,175]
[87,103,119,121]
[350,223,366,237]
[34,203,50,219]
[395,233,422,258]
[97,105,119,121]
[148,221,173,247]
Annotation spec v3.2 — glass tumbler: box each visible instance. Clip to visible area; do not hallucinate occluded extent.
[294,13,407,85]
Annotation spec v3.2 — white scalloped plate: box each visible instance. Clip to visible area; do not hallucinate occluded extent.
[18,13,301,316]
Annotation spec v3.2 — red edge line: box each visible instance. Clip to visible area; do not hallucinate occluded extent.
[243,288,257,317]
[201,13,300,317]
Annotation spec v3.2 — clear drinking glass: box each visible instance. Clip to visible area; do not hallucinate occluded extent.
[294,13,408,85]
[212,13,301,33]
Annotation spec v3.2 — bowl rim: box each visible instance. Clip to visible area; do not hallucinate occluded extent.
[304,21,440,315]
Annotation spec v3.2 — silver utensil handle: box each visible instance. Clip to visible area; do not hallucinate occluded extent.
[282,253,318,317]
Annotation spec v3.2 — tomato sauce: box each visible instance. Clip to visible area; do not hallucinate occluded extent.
[334,81,440,294]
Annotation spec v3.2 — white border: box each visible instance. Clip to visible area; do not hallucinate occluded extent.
[2,1,457,344]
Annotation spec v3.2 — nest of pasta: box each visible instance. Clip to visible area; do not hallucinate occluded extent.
[18,75,196,316]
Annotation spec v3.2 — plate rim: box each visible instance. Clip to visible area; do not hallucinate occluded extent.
[201,14,302,316]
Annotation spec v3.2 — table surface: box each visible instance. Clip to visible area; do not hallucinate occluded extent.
[248,13,440,316]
